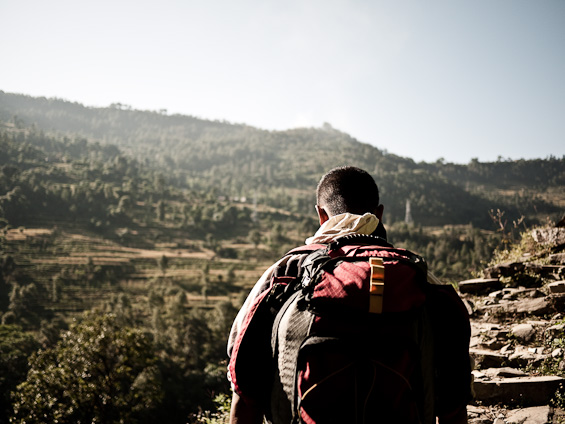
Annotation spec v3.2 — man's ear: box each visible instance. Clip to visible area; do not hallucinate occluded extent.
[316,205,330,225]
[375,204,384,221]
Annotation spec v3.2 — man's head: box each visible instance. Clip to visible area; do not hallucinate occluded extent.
[316,166,383,224]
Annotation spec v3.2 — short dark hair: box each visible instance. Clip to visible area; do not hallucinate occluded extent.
[316,166,380,216]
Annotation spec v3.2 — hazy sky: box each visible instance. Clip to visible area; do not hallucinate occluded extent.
[1,0,563,163]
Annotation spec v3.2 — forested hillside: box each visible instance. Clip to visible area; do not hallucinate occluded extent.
[0,90,563,423]
[2,91,562,228]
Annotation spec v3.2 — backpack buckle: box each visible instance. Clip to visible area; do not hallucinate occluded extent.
[369,257,385,314]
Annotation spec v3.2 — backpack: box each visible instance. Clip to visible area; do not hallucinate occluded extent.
[229,234,471,424]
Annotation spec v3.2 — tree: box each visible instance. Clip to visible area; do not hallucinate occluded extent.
[0,325,40,422]
[7,282,45,328]
[158,254,169,276]
[11,313,163,424]
[156,200,166,221]
[226,265,236,284]
[248,229,262,248]
[269,222,285,246]
[0,265,10,312]
[200,263,210,304]
[206,301,238,362]
[116,195,132,215]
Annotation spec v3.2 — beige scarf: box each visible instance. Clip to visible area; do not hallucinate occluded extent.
[305,213,379,245]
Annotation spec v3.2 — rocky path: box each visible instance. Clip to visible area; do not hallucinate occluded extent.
[458,228,565,423]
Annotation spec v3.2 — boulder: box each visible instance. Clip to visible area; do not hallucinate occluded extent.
[458,278,502,295]
[511,323,537,343]
[473,375,564,406]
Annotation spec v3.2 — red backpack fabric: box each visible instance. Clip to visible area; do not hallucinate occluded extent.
[229,235,471,424]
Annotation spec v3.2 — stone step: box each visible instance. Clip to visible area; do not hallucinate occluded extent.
[484,367,528,378]
[473,375,564,406]
[479,297,556,319]
[526,263,565,280]
[468,405,557,424]
[470,348,507,369]
[458,278,502,295]
[483,262,526,279]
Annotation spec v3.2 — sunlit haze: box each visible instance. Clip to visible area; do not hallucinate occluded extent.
[1,0,563,163]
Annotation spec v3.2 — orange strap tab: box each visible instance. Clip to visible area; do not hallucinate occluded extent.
[369,257,385,314]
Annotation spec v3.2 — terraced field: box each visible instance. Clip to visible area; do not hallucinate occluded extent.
[3,225,271,320]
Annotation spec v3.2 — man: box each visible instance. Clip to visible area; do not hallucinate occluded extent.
[227,166,470,424]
